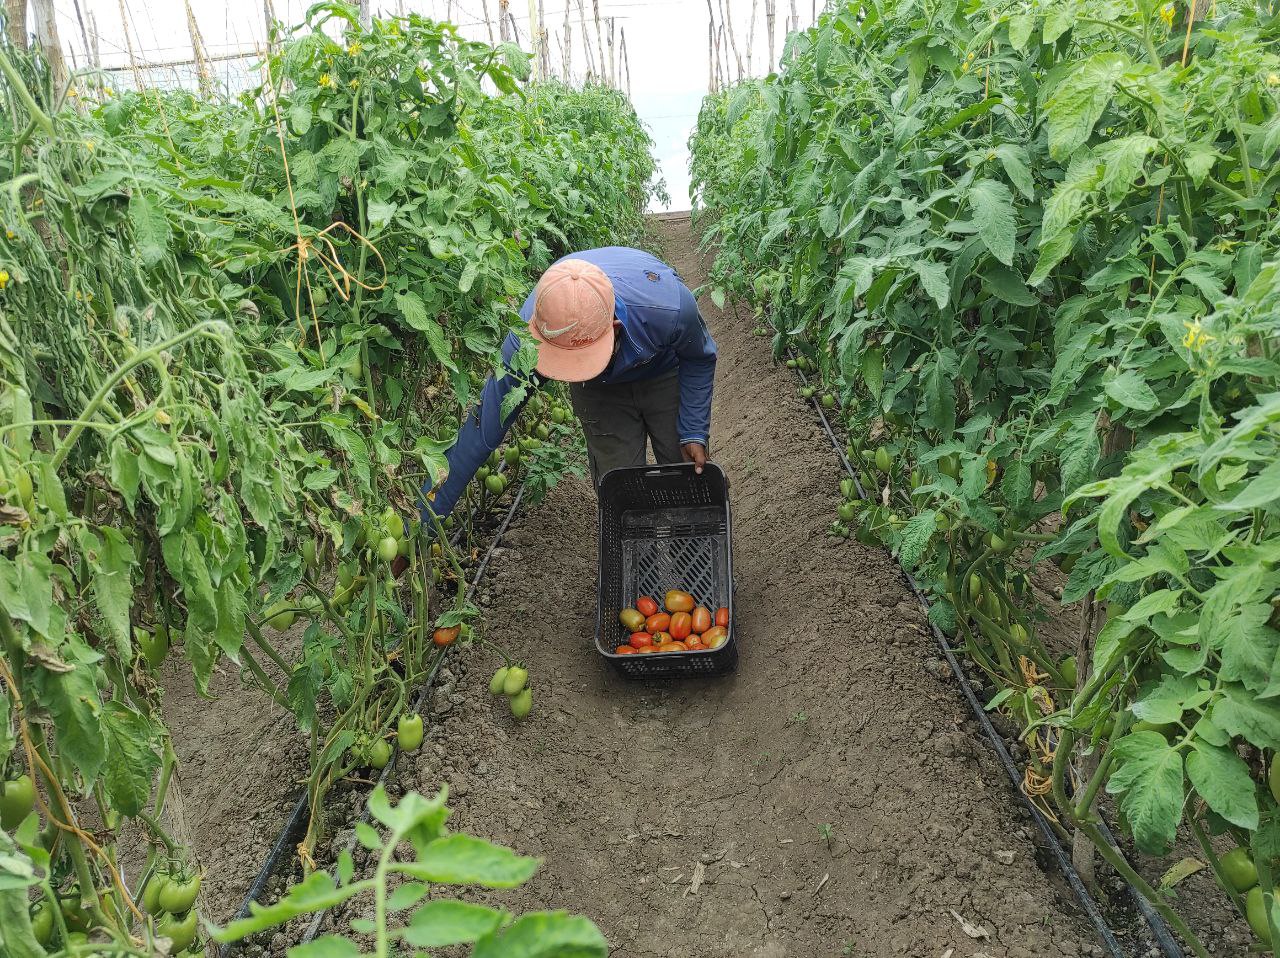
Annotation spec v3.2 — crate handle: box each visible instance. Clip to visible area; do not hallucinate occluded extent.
[643,467,687,478]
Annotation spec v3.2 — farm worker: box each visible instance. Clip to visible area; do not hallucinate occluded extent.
[418,247,717,522]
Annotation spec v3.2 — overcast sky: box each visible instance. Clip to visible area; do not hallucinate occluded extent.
[45,0,824,209]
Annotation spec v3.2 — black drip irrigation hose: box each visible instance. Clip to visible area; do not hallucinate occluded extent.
[779,349,1183,958]
[218,471,527,956]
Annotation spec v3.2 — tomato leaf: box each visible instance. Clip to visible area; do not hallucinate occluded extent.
[1106,731,1185,854]
[402,900,507,947]
[1044,52,1128,160]
[471,912,608,958]
[1186,741,1259,830]
[969,179,1017,266]
[400,835,540,888]
[102,701,160,817]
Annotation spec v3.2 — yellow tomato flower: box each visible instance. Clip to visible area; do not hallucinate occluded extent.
[0,271,10,289]
[4,230,13,240]
[85,140,95,152]
[1182,319,1214,352]
[319,72,334,88]
[349,78,360,89]
[1159,3,1175,27]
[347,42,363,56]
[1269,73,1280,87]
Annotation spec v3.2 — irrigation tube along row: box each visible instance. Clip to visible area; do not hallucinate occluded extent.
[781,349,1180,958]
[218,470,528,956]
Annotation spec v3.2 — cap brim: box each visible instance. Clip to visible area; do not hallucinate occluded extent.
[529,322,615,383]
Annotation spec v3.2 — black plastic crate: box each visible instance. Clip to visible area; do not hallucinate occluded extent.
[595,462,736,677]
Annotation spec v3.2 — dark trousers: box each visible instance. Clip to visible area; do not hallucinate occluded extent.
[569,370,683,488]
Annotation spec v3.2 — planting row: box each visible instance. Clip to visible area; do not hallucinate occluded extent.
[690,1,1280,954]
[0,2,659,955]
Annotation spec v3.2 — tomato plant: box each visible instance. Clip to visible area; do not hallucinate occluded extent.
[691,2,1280,952]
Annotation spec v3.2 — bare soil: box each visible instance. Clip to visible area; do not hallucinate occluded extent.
[389,216,1108,957]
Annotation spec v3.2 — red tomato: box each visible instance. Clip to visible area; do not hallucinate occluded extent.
[665,641,689,651]
[686,637,705,650]
[432,626,460,647]
[691,607,712,634]
[715,607,729,628]
[701,626,728,649]
[635,596,659,617]
[665,590,695,613]
[615,645,637,655]
[629,632,653,649]
[637,645,658,654]
[669,612,692,640]
[652,631,672,645]
[645,612,671,633]
[619,607,647,632]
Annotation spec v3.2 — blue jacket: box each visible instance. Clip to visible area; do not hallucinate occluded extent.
[421,247,717,520]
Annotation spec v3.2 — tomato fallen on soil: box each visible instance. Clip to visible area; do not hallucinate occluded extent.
[635,596,659,617]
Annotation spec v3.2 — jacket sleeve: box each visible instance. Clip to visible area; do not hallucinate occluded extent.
[671,287,717,447]
[419,331,538,522]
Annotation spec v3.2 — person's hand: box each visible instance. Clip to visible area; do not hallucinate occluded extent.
[681,442,708,474]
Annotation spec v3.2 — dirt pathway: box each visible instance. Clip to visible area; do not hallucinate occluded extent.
[397,216,1105,958]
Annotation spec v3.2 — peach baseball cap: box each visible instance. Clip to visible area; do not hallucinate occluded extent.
[528,259,616,382]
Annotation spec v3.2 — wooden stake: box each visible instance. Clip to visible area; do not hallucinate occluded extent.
[715,21,726,90]
[789,0,798,33]
[4,0,25,47]
[88,11,101,73]
[263,0,278,52]
[706,0,716,92]
[720,0,742,80]
[358,0,371,27]
[607,16,615,87]
[30,0,67,90]
[765,0,776,73]
[575,0,595,81]
[116,0,144,91]
[184,0,214,99]
[480,0,495,43]
[745,0,758,76]
[591,0,605,85]
[538,0,549,79]
[561,1,571,78]
[619,25,630,96]
[498,0,511,40]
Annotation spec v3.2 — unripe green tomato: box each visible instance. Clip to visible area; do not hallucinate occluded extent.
[519,437,539,451]
[839,478,856,499]
[377,536,399,562]
[158,873,201,914]
[1009,623,1029,645]
[1269,760,1280,805]
[821,393,836,408]
[485,474,505,496]
[366,738,392,770]
[142,874,168,914]
[509,687,533,720]
[15,466,33,511]
[502,666,529,697]
[1246,886,1273,946]
[838,502,857,522]
[874,447,891,472]
[136,625,170,670]
[342,355,363,380]
[397,536,412,558]
[1058,655,1078,688]
[490,667,510,695]
[337,563,356,590]
[397,713,425,752]
[30,903,54,945]
[301,538,318,569]
[476,466,490,483]
[264,602,295,631]
[550,407,568,424]
[157,907,199,951]
[504,446,521,466]
[0,774,36,830]
[535,424,551,440]
[383,508,404,540]
[1221,847,1259,893]
[799,386,814,399]
[488,450,501,468]
[785,358,797,368]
